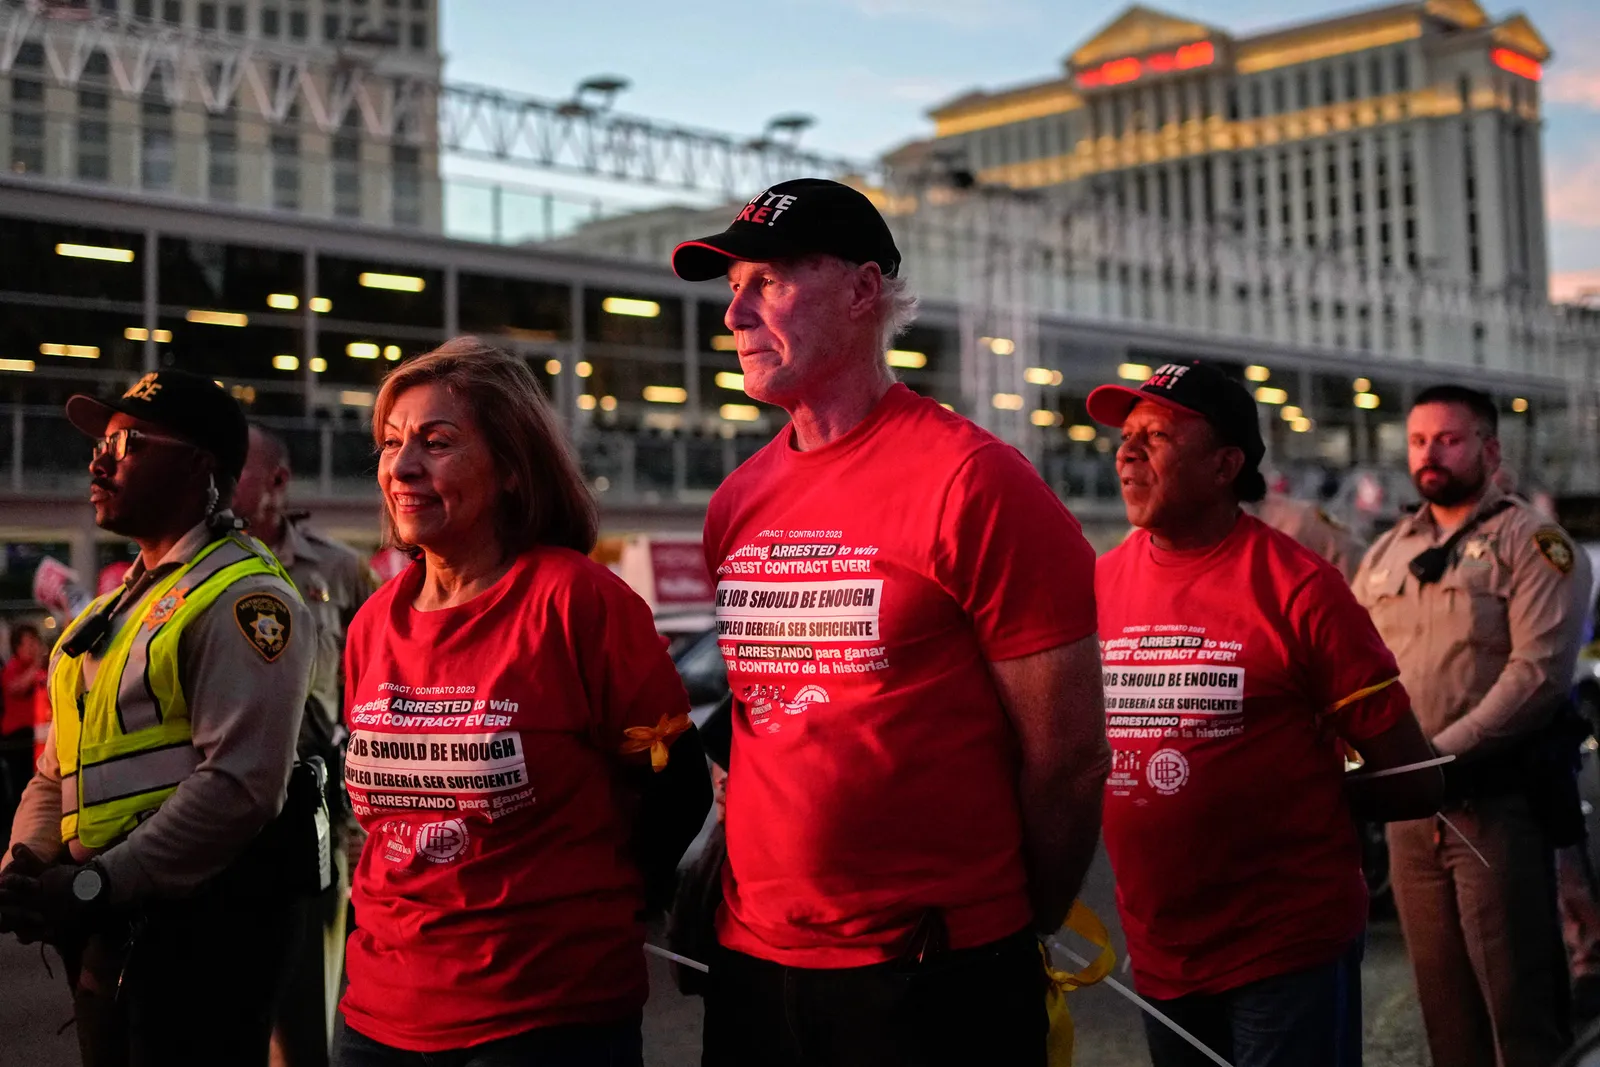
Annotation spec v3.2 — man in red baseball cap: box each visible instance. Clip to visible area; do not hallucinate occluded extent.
[676,180,1110,1066]
[1088,359,1442,1067]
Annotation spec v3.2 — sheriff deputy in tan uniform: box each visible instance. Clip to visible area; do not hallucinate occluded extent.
[1354,384,1590,1067]
[0,370,313,1066]
[234,423,377,1067]
[1249,494,1366,582]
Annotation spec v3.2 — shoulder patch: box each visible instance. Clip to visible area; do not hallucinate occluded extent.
[233,592,293,661]
[1533,528,1575,576]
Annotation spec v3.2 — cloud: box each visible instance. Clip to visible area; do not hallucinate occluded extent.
[1547,67,1600,111]
[1551,269,1600,304]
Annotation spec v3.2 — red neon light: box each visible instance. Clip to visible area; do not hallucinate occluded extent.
[1491,48,1541,81]
[1077,40,1215,89]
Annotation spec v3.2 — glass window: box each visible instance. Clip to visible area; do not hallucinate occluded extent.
[155,314,305,394]
[162,0,180,24]
[457,274,570,340]
[225,3,244,31]
[198,2,216,29]
[317,255,444,329]
[261,6,279,34]
[0,217,144,302]
[408,20,426,49]
[157,239,305,315]
[324,13,340,40]
[134,0,152,16]
[288,9,306,37]
[584,291,683,351]
[0,303,150,376]
[270,133,300,210]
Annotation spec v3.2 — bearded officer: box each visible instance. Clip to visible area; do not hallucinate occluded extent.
[1354,384,1589,1067]
[234,422,376,1067]
[0,370,313,1066]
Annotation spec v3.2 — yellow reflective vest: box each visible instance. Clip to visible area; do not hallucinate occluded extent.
[50,534,297,849]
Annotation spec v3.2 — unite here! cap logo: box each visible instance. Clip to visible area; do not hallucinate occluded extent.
[1146,364,1190,391]
[734,189,799,227]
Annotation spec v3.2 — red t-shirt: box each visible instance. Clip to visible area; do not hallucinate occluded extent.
[704,383,1098,967]
[1,656,43,738]
[340,547,691,1051]
[1097,515,1409,999]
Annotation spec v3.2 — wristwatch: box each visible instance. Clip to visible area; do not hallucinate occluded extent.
[70,863,107,906]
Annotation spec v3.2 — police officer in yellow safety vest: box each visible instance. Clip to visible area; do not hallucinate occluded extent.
[0,369,313,1067]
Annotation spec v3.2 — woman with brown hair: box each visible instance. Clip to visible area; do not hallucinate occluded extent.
[334,337,710,1067]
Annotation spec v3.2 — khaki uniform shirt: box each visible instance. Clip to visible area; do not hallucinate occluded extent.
[1249,496,1367,582]
[4,520,313,903]
[1353,485,1590,756]
[268,518,377,757]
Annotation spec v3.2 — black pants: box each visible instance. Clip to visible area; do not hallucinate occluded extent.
[66,884,297,1067]
[702,929,1046,1067]
[334,1015,644,1067]
[0,735,34,842]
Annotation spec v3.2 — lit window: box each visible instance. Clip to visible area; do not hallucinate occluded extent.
[545,359,562,375]
[720,404,760,422]
[715,371,746,391]
[39,343,100,358]
[267,293,299,310]
[310,357,328,373]
[991,393,1024,411]
[186,309,248,327]
[1067,425,1097,442]
[576,394,597,410]
[358,272,425,292]
[1244,364,1271,382]
[272,355,299,371]
[1354,392,1380,410]
[1023,367,1063,386]
[1254,386,1288,405]
[347,342,380,359]
[1117,363,1152,381]
[56,242,135,263]
[886,349,926,369]
[642,386,687,404]
[602,297,660,318]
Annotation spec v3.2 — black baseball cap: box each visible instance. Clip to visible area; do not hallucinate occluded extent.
[671,178,901,282]
[66,369,250,482]
[1086,359,1266,467]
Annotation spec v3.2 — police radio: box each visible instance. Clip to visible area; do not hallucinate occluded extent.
[1406,499,1515,587]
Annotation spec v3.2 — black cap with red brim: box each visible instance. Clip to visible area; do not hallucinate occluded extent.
[1086,360,1266,467]
[66,369,251,483]
[671,177,901,282]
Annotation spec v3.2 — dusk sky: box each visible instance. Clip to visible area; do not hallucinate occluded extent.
[442,0,1600,300]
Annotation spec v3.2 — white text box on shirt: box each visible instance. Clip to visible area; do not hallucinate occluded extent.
[715,580,883,643]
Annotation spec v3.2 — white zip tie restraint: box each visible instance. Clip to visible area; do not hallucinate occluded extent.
[1346,754,1456,781]
[1047,938,1237,1067]
[644,942,710,973]
[1437,812,1493,870]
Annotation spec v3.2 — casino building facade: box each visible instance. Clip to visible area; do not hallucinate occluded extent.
[915,0,1551,300]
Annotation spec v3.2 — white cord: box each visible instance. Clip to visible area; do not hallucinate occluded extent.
[1437,812,1493,870]
[1346,754,1456,781]
[1047,939,1237,1067]
[644,942,711,973]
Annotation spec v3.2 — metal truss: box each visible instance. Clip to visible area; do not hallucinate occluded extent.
[0,2,435,139]
[0,2,868,196]
[438,84,865,197]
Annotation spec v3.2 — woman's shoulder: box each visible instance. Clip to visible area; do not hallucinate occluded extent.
[515,545,646,606]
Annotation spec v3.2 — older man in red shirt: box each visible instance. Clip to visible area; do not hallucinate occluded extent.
[673,179,1110,1067]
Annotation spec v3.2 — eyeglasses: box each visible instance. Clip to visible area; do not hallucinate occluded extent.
[91,428,195,462]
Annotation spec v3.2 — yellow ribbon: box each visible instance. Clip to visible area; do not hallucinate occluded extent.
[1042,901,1117,1066]
[620,712,691,772]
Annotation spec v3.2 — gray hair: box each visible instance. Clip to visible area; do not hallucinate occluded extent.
[875,273,919,355]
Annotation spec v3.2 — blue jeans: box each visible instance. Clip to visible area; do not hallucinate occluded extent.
[1141,938,1364,1067]
[333,1015,643,1067]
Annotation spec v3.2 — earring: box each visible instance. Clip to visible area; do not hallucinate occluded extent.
[205,472,219,516]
